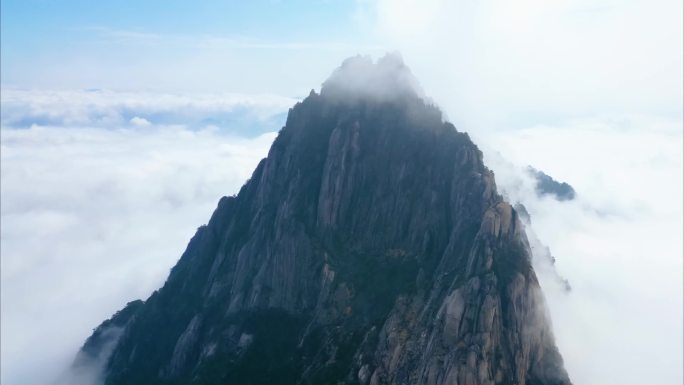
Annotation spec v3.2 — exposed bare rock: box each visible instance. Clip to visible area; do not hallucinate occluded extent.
[76,54,572,385]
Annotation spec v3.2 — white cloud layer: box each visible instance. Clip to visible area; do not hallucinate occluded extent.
[1,88,295,134]
[358,0,683,130]
[3,100,681,385]
[0,122,277,385]
[477,115,683,385]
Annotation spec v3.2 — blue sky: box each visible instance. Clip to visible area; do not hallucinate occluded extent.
[1,0,380,94]
[1,0,362,43]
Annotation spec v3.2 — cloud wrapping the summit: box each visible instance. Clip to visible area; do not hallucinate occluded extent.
[358,0,683,130]
[321,53,425,101]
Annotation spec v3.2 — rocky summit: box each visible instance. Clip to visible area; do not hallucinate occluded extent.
[75,54,572,385]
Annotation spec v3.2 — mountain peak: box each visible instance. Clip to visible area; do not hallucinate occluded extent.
[321,52,424,101]
[72,55,572,385]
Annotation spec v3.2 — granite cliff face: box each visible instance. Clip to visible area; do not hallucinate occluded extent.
[77,54,572,385]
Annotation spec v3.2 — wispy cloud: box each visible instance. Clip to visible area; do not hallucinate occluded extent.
[196,36,386,51]
[75,26,165,44]
[78,26,387,51]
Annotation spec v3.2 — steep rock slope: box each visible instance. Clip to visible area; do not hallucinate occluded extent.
[77,54,572,385]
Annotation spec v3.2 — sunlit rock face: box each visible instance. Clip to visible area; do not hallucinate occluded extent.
[76,54,572,385]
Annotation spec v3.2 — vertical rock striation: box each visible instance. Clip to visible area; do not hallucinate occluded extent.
[76,54,572,385]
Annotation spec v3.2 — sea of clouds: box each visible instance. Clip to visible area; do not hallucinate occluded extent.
[0,90,283,385]
[477,116,683,385]
[1,88,295,134]
[2,86,681,385]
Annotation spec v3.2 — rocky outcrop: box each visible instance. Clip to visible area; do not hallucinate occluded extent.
[76,54,572,385]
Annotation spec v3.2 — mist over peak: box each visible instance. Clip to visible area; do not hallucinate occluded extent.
[63,53,573,385]
[320,52,425,102]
